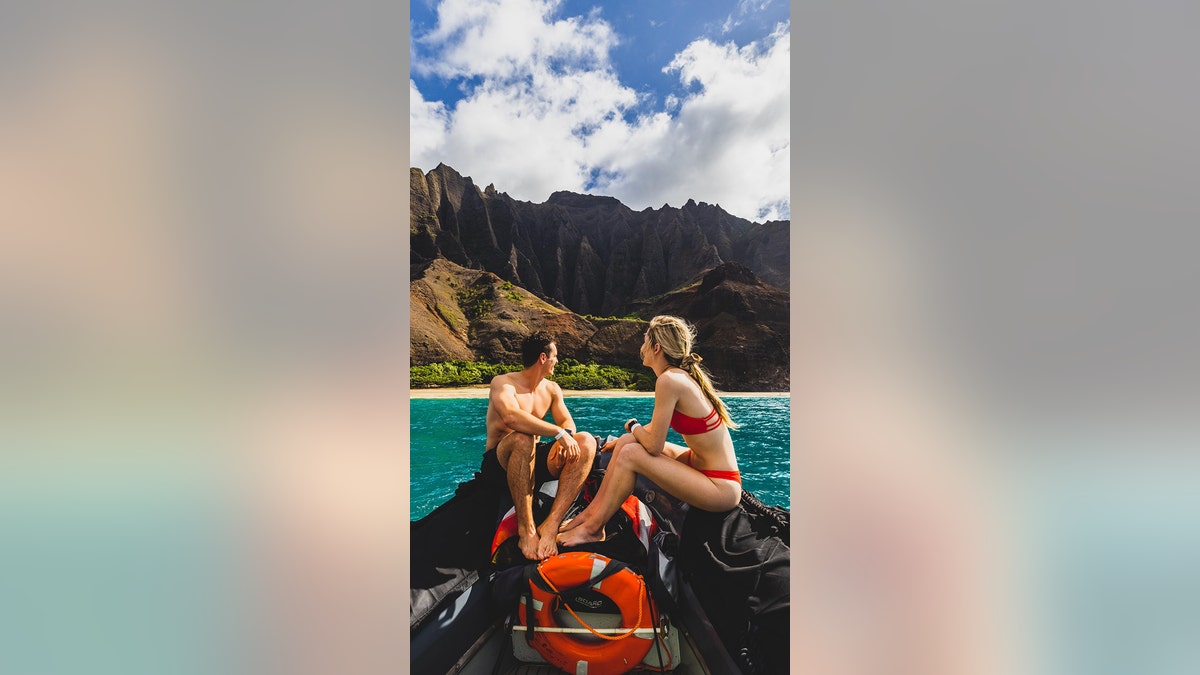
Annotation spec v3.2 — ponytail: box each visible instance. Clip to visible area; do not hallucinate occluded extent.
[647,315,738,430]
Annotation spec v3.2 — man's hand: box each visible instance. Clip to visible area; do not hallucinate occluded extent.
[555,431,582,462]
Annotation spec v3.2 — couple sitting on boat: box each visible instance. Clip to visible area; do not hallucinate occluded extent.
[482,315,741,561]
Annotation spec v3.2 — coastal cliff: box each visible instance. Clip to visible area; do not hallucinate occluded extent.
[410,165,790,391]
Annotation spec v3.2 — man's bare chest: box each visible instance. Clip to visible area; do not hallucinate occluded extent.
[511,389,551,416]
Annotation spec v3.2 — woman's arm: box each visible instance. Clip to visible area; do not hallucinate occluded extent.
[628,374,677,455]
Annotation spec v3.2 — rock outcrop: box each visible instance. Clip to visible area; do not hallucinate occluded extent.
[634,263,790,391]
[410,164,789,316]
[411,258,634,368]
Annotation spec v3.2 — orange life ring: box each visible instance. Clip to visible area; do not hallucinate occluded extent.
[518,551,654,675]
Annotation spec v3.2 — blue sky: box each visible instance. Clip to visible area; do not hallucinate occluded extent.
[410,0,790,221]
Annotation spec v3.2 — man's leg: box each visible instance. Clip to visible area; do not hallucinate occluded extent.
[495,432,540,560]
[535,432,596,559]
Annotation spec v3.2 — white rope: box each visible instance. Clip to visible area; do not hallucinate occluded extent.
[511,626,660,635]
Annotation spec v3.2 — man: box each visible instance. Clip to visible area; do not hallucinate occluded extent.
[483,332,597,560]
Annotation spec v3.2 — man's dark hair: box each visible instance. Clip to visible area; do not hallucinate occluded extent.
[521,331,555,368]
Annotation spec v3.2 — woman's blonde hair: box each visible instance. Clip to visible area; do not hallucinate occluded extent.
[645,315,737,429]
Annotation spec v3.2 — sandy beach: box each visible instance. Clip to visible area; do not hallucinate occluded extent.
[410,386,788,399]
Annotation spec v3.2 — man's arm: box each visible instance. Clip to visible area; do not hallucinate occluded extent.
[547,382,577,435]
[490,378,570,439]
[545,382,582,460]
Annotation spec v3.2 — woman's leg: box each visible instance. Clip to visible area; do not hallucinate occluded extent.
[559,441,740,546]
[558,441,639,544]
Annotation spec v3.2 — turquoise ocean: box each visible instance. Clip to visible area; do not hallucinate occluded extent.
[410,396,790,520]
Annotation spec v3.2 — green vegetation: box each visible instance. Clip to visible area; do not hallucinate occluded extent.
[434,304,461,331]
[410,358,653,390]
[455,286,494,320]
[552,359,653,391]
[410,360,520,387]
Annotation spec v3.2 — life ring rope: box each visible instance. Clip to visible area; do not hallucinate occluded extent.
[535,563,646,642]
[521,551,656,675]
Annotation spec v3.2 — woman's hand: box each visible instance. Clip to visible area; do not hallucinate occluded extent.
[624,418,640,433]
[603,432,637,454]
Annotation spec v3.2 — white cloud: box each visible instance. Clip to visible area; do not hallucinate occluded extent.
[411,0,790,222]
[595,23,791,220]
[739,0,774,13]
[415,0,616,80]
[409,80,449,163]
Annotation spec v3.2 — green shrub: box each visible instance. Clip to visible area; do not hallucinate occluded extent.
[410,360,649,390]
[410,360,520,387]
[455,286,495,320]
[551,361,651,391]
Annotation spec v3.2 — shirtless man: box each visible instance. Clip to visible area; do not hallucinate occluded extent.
[483,332,597,560]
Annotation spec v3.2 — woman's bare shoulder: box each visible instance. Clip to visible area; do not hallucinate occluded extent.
[655,369,681,385]
[656,369,695,392]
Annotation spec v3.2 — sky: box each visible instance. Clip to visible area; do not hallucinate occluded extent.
[410,0,790,222]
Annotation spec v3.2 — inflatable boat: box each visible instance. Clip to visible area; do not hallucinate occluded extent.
[411,450,790,674]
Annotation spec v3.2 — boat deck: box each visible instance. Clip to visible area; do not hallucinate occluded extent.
[449,618,719,675]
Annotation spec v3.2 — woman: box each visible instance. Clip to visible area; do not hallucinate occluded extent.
[559,315,741,546]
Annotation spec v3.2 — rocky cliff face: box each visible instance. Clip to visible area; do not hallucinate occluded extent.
[632,262,790,392]
[411,164,789,316]
[410,164,790,390]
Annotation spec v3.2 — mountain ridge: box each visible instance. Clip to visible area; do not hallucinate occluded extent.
[409,164,790,391]
[411,164,788,316]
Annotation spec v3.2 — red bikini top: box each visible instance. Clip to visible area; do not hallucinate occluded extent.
[670,406,722,435]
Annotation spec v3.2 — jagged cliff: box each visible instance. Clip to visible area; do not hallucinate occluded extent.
[410,164,790,391]
[411,164,789,317]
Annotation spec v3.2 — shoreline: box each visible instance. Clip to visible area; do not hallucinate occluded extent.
[411,386,788,399]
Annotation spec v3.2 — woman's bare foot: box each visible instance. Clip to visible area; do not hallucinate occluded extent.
[557,520,606,547]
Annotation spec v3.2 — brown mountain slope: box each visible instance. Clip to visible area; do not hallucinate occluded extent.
[411,258,645,368]
[412,258,788,390]
[633,263,790,391]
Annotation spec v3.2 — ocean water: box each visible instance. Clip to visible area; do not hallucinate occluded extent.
[410,396,790,520]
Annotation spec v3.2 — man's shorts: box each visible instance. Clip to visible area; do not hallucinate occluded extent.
[480,435,595,488]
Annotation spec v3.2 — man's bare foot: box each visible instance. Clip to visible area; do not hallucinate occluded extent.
[535,523,560,559]
[518,532,541,561]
